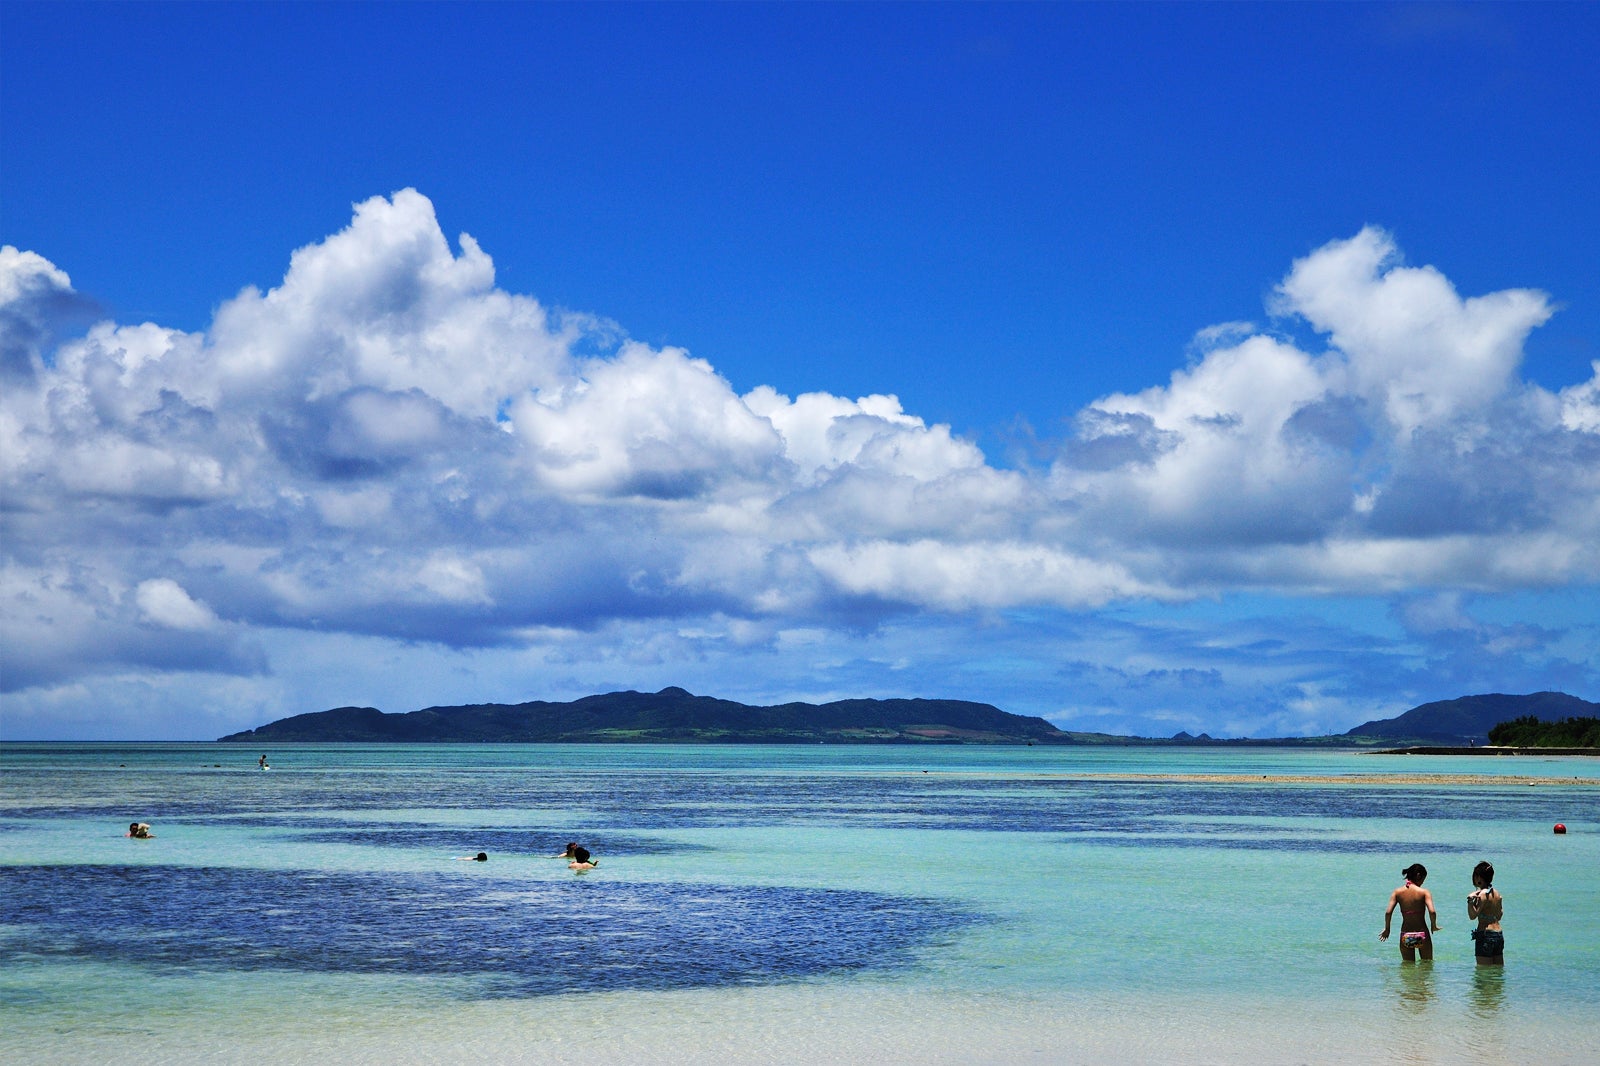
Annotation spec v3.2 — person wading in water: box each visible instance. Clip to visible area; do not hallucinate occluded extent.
[1380,863,1440,961]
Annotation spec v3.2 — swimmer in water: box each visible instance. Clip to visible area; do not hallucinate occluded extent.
[127,822,154,838]
[1380,862,1439,961]
[568,846,598,872]
[455,852,489,862]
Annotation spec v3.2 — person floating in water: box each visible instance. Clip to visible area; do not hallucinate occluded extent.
[554,841,579,859]
[127,822,154,838]
[258,754,269,770]
[455,852,489,862]
[568,846,598,872]
[1380,862,1439,960]
[1468,860,1504,965]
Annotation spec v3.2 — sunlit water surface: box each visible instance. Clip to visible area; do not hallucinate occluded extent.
[3,743,1597,1064]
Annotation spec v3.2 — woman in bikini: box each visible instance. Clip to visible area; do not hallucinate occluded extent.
[1380,862,1440,960]
[1467,860,1504,965]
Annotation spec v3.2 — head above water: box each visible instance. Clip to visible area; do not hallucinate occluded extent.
[572,846,591,864]
[475,852,488,862]
[1402,863,1427,885]
[1473,860,1494,886]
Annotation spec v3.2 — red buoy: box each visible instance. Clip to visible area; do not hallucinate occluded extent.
[1554,823,1567,834]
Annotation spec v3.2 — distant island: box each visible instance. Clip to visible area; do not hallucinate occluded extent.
[220,688,1066,745]
[219,688,1598,747]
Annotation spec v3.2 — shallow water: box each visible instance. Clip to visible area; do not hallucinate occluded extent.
[3,743,1597,1063]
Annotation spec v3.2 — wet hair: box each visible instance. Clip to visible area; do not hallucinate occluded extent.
[572,846,591,864]
[1402,863,1427,884]
[474,852,488,862]
[563,842,578,855]
[1473,860,1494,885]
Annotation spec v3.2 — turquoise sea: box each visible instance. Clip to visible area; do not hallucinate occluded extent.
[3,743,1597,1064]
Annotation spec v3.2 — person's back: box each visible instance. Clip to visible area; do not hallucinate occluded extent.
[1468,860,1504,965]
[1469,888,1502,927]
[1394,884,1430,929]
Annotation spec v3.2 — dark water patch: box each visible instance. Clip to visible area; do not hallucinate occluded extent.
[0,864,976,998]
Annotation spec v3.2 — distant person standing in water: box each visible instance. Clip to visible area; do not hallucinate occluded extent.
[258,753,269,769]
[568,846,598,872]
[127,822,154,838]
[1468,860,1504,965]
[1380,863,1440,960]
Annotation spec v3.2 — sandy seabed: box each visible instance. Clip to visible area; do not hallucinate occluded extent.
[17,983,1595,1066]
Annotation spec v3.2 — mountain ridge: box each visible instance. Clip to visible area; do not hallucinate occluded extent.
[1342,691,1598,745]
[219,687,1069,744]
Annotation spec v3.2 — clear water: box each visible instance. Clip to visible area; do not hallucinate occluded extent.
[3,743,1597,1064]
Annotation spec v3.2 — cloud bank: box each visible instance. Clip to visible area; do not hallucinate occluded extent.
[3,191,1597,732]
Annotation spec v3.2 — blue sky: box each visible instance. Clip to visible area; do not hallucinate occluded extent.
[3,2,1598,740]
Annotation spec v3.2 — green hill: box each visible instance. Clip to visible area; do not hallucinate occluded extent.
[1343,691,1599,745]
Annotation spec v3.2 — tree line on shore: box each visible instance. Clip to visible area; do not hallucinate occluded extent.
[1487,715,1600,748]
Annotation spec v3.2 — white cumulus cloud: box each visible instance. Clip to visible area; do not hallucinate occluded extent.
[1053,226,1597,592]
[2,197,1596,714]
[1274,227,1553,436]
